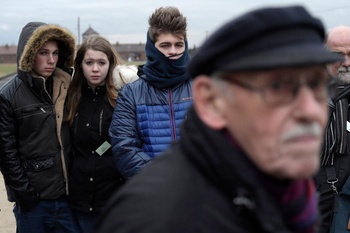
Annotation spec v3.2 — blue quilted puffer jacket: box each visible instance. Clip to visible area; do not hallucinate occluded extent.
[110,32,193,179]
[109,77,192,179]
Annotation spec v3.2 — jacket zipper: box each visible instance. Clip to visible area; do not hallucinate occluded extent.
[74,112,79,137]
[99,109,104,136]
[168,89,176,141]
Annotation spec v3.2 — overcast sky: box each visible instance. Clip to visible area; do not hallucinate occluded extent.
[1,0,350,48]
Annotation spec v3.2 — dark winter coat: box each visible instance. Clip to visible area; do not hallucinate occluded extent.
[314,81,350,233]
[0,22,75,211]
[94,107,296,233]
[68,81,124,213]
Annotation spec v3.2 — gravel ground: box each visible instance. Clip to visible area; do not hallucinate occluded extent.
[0,176,16,233]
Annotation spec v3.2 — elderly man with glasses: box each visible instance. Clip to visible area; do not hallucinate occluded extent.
[94,6,342,233]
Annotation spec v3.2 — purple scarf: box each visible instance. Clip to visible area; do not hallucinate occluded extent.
[226,131,318,232]
[263,177,318,233]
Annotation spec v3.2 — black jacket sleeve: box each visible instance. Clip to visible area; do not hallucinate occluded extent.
[0,94,39,212]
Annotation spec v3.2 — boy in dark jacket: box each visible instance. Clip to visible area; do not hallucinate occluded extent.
[0,22,79,232]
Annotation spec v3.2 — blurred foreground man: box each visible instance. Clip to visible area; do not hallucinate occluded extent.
[94,6,342,233]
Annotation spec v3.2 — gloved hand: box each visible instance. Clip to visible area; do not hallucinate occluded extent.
[14,190,40,212]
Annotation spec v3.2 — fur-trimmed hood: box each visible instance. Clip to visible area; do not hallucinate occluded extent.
[17,22,76,74]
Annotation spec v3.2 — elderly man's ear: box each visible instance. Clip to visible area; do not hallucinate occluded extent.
[192,75,227,130]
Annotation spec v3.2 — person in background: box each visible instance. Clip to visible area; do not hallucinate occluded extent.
[314,25,350,233]
[326,26,350,83]
[94,5,343,233]
[109,6,193,179]
[66,35,136,233]
[0,22,79,232]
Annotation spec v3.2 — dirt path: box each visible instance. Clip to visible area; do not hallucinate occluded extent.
[0,176,16,232]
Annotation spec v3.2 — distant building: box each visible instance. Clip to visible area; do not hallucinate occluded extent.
[0,25,198,64]
[115,42,146,62]
[0,45,17,63]
[82,25,99,41]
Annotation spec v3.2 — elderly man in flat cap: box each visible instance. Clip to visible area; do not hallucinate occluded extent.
[94,6,342,233]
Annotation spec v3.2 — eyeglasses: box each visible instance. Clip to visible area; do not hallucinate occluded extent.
[218,73,330,106]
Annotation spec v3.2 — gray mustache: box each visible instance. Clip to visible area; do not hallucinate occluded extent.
[281,123,322,141]
[338,66,350,73]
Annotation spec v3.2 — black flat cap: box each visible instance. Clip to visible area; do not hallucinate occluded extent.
[188,5,343,77]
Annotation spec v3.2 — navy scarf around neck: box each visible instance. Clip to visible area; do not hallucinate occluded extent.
[142,33,191,89]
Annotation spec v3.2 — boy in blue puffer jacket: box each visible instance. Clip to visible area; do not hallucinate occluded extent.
[109,6,192,179]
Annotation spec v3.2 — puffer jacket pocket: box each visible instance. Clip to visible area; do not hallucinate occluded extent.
[22,156,55,172]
